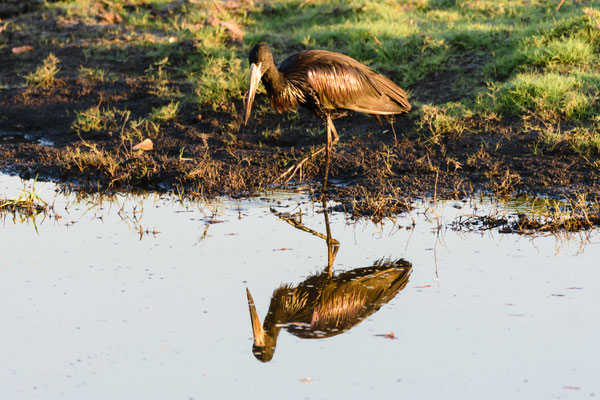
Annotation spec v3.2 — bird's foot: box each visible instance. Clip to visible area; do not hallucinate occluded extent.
[274,146,327,184]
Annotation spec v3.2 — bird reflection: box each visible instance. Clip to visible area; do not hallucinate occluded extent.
[246,202,412,362]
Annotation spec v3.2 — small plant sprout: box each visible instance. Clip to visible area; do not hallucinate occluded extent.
[151,101,180,123]
[26,53,61,87]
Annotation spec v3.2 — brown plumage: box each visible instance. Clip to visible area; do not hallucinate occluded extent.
[246,202,412,362]
[246,258,412,362]
[244,43,411,189]
[277,50,411,116]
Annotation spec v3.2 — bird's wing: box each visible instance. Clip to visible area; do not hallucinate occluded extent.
[286,260,411,338]
[279,50,411,115]
[310,263,411,331]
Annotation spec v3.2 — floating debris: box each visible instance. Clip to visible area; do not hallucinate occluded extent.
[375,332,397,340]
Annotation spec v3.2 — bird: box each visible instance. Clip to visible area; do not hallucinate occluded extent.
[245,202,412,362]
[244,43,411,190]
[246,259,412,362]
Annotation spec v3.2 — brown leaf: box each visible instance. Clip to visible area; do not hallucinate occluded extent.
[12,45,34,54]
[220,21,244,41]
[101,12,123,24]
[205,16,221,27]
[133,138,153,151]
[204,17,243,40]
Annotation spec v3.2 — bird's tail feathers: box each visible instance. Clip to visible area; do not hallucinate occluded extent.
[372,74,411,113]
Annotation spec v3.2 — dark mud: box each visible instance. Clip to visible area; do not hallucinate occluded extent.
[1,3,599,219]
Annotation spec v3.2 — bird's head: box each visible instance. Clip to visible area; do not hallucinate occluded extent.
[244,43,274,126]
[246,287,277,362]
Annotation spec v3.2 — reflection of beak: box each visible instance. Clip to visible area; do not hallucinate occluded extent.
[246,288,265,347]
[244,62,263,126]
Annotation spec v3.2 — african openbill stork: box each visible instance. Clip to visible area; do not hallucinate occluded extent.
[245,202,412,362]
[244,43,411,190]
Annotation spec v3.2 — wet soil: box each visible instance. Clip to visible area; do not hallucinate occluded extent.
[1,4,599,217]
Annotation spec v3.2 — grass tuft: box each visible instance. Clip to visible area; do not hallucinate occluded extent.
[484,73,592,122]
[26,53,61,87]
[528,37,594,67]
[151,101,180,123]
[72,106,129,136]
[190,54,246,111]
[0,178,48,217]
[417,103,473,140]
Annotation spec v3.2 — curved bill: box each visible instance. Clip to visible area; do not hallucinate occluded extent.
[246,288,265,346]
[244,62,263,126]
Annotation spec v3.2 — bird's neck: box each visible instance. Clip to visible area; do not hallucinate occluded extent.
[261,64,286,95]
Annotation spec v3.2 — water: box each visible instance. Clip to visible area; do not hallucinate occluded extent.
[1,174,598,399]
[0,131,54,146]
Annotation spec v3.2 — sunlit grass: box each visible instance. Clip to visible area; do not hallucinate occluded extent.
[151,101,180,122]
[26,53,61,87]
[488,72,592,121]
[0,177,48,217]
[528,37,594,67]
[72,106,159,142]
[72,106,129,135]
[30,0,600,151]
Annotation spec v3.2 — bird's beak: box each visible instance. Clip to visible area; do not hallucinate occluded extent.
[246,288,265,347]
[244,62,263,126]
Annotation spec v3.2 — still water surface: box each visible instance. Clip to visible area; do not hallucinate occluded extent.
[1,174,598,399]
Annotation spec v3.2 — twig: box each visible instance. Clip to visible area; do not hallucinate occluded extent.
[556,0,566,12]
[274,146,326,183]
[212,0,224,14]
[373,36,392,60]
[433,170,439,204]
[584,8,600,31]
[298,0,313,9]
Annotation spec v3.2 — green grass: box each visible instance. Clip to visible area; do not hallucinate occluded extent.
[527,37,594,67]
[151,101,180,122]
[542,122,600,155]
[72,106,129,135]
[0,177,48,217]
[72,106,160,142]
[487,72,592,121]
[78,66,118,84]
[31,0,600,151]
[26,53,61,87]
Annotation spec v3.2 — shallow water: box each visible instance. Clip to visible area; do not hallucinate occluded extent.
[0,130,53,146]
[1,174,599,399]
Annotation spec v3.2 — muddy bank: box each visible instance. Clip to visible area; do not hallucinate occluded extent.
[1,103,598,210]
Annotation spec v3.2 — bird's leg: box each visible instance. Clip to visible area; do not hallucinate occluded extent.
[275,116,339,186]
[322,198,339,278]
[385,115,397,143]
[323,117,332,191]
[329,117,339,145]
[322,116,340,192]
